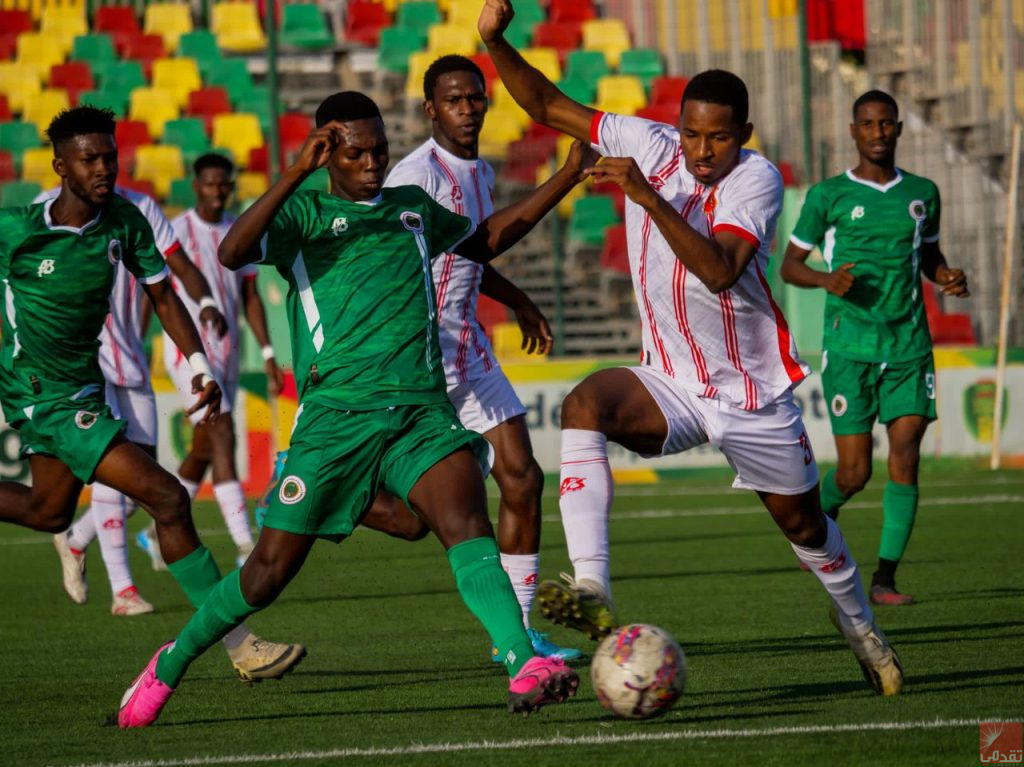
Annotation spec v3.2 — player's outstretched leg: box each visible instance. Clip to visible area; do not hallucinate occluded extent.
[53,528,88,604]
[86,483,155,615]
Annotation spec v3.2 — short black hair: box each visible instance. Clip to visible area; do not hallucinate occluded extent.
[47,105,116,152]
[315,91,382,128]
[852,90,898,120]
[423,54,485,101]
[193,152,234,176]
[681,70,749,126]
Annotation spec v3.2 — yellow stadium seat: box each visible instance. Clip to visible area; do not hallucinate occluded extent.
[521,47,562,83]
[21,146,60,188]
[16,33,66,82]
[210,2,267,53]
[20,0,85,22]
[22,88,70,134]
[477,107,524,159]
[0,62,42,113]
[151,57,201,109]
[582,19,630,68]
[491,83,532,130]
[40,12,88,55]
[536,160,584,217]
[143,3,194,53]
[134,144,184,198]
[405,50,435,99]
[595,75,646,116]
[445,0,483,31]
[235,170,268,200]
[211,112,263,167]
[128,86,180,139]
[426,23,477,56]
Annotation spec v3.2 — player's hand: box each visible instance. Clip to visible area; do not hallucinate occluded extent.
[479,0,514,45]
[935,265,969,297]
[188,375,222,424]
[583,156,657,207]
[514,299,553,355]
[561,140,600,183]
[293,122,346,174]
[199,305,228,338]
[265,358,285,397]
[823,262,856,296]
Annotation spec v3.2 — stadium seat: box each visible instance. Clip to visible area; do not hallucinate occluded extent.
[635,104,678,125]
[99,60,146,93]
[279,112,312,163]
[70,33,117,78]
[582,19,631,68]
[93,6,141,54]
[404,50,434,99]
[23,88,70,134]
[595,75,646,115]
[280,3,334,50]
[48,61,93,105]
[0,64,42,113]
[21,146,61,188]
[344,0,391,47]
[777,161,798,186]
[78,87,127,117]
[650,76,688,109]
[1,180,43,208]
[521,47,562,82]
[502,13,537,49]
[236,87,277,133]
[0,11,33,57]
[470,52,498,94]
[114,119,152,173]
[16,33,66,82]
[427,24,477,56]
[116,175,157,198]
[564,49,609,84]
[599,223,629,274]
[619,49,664,92]
[162,117,211,165]
[499,136,554,184]
[167,176,194,208]
[396,1,441,30]
[121,33,167,79]
[532,21,581,65]
[187,86,231,132]
[0,93,10,121]
[205,59,254,105]
[0,150,15,183]
[128,86,180,139]
[567,194,620,245]
[513,0,547,25]
[378,27,426,75]
[549,0,596,23]
[133,143,184,198]
[558,76,595,105]
[211,112,263,168]
[41,10,88,56]
[591,179,626,216]
[0,122,41,173]
[491,82,532,129]
[236,170,268,200]
[177,31,223,78]
[247,144,269,173]
[210,2,267,53]
[478,109,524,159]
[151,57,201,109]
[143,3,193,53]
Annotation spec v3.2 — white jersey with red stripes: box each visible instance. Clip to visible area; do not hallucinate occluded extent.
[384,137,497,385]
[165,208,255,384]
[590,112,810,410]
[34,186,180,388]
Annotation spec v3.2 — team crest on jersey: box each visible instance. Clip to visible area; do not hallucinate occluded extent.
[278,475,307,505]
[831,394,848,417]
[107,239,123,265]
[331,217,348,235]
[908,200,927,222]
[37,259,55,277]
[400,211,424,233]
[850,205,865,221]
[74,410,98,430]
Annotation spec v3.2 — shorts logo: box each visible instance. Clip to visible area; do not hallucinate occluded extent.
[74,411,98,429]
[400,211,424,234]
[908,199,927,222]
[831,394,848,417]
[331,217,348,235]
[278,475,307,505]
[37,259,55,277]
[107,239,123,265]
[559,477,586,496]
[851,205,865,221]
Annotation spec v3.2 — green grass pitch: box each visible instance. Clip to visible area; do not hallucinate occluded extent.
[0,462,1020,766]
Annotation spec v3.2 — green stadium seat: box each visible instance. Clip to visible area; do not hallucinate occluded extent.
[502,14,536,49]
[0,122,41,173]
[79,88,127,118]
[564,50,609,83]
[558,76,595,105]
[280,3,335,50]
[567,194,620,245]
[101,60,146,93]
[162,117,211,165]
[236,87,279,133]
[177,31,223,78]
[396,1,441,30]
[1,180,43,209]
[206,59,254,105]
[514,0,547,25]
[71,33,117,72]
[619,49,664,92]
[378,26,426,74]
[167,176,195,208]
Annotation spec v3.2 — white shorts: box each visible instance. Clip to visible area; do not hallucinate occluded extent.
[447,366,526,435]
[627,366,819,495]
[105,381,157,446]
[167,357,237,425]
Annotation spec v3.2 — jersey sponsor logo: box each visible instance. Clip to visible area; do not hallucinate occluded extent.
[559,476,586,496]
[107,239,123,265]
[908,200,927,222]
[850,205,865,221]
[278,475,307,505]
[830,393,848,417]
[37,259,55,277]
[331,217,348,235]
[400,211,424,234]
[74,410,98,430]
[818,552,847,573]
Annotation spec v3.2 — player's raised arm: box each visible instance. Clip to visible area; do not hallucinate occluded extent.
[478,0,595,142]
[219,123,344,270]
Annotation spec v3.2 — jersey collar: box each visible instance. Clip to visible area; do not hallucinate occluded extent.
[845,168,904,193]
[42,197,102,235]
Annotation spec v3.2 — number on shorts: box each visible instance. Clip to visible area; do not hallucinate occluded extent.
[798,431,814,466]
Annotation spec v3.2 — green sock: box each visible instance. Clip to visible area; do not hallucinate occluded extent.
[820,468,853,519]
[166,545,223,608]
[878,481,918,563]
[155,569,258,688]
[448,537,533,677]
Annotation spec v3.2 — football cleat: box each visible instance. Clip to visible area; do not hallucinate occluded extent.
[507,655,579,715]
[228,634,307,685]
[135,528,167,571]
[490,628,584,663]
[537,573,618,641]
[112,586,155,616]
[53,531,87,604]
[870,584,915,606]
[830,607,904,696]
[118,642,175,728]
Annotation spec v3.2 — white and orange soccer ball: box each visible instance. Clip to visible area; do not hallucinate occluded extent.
[590,623,686,719]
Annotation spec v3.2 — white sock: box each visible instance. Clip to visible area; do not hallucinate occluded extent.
[501,552,539,629]
[559,428,613,596]
[213,480,255,550]
[89,483,134,595]
[67,510,96,551]
[791,516,875,634]
[177,474,200,501]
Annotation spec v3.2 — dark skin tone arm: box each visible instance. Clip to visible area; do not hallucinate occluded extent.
[166,247,229,336]
[479,265,552,354]
[242,276,285,395]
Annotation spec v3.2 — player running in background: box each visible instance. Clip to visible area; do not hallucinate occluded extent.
[118,92,590,728]
[479,0,903,695]
[781,90,969,606]
[2,107,304,682]
[137,153,284,571]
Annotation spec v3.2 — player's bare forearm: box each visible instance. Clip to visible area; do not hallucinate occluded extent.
[144,278,204,358]
[243,277,273,348]
[921,241,969,296]
[167,248,213,302]
[219,166,307,269]
[480,264,529,310]
[781,243,829,289]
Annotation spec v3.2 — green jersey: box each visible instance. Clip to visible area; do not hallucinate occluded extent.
[0,197,168,416]
[261,186,474,410]
[790,169,940,363]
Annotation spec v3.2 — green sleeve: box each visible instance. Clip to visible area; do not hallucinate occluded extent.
[789,183,829,250]
[923,183,941,242]
[121,206,169,282]
[261,194,309,269]
[421,192,474,257]
[0,210,13,280]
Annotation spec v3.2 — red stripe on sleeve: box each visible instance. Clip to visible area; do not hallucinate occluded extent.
[590,111,605,147]
[712,223,760,248]
[163,240,182,258]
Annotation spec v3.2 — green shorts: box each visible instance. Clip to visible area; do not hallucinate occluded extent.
[12,385,124,483]
[822,351,937,435]
[262,400,489,541]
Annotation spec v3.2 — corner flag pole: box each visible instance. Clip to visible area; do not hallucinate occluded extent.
[990,122,1021,470]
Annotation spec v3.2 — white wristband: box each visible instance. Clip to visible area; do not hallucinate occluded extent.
[188,352,215,388]
[199,296,217,312]
[261,345,275,361]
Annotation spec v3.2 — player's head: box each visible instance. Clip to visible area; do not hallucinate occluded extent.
[423,55,488,156]
[315,91,389,202]
[850,90,901,165]
[192,153,235,222]
[46,106,118,207]
[678,70,753,184]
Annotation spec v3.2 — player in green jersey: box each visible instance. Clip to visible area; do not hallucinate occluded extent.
[118,91,590,728]
[781,90,969,605]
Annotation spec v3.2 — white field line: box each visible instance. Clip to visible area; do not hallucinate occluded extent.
[66,717,1013,767]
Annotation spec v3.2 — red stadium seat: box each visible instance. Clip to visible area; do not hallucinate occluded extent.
[344,0,391,47]
[532,21,581,65]
[549,0,596,23]
[0,93,11,122]
[49,62,94,106]
[117,175,157,199]
[500,136,556,184]
[94,6,142,54]
[635,104,678,125]
[186,87,231,133]
[930,313,977,345]
[0,10,32,59]
[248,145,269,174]
[470,53,498,96]
[650,76,688,109]
[599,224,629,274]
[477,295,509,340]
[114,119,152,173]
[121,33,167,79]
[279,112,313,163]
[0,149,15,183]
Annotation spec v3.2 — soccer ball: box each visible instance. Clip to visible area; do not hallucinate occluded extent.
[590,623,686,719]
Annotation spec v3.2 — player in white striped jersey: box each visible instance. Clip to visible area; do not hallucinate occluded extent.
[481,0,903,696]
